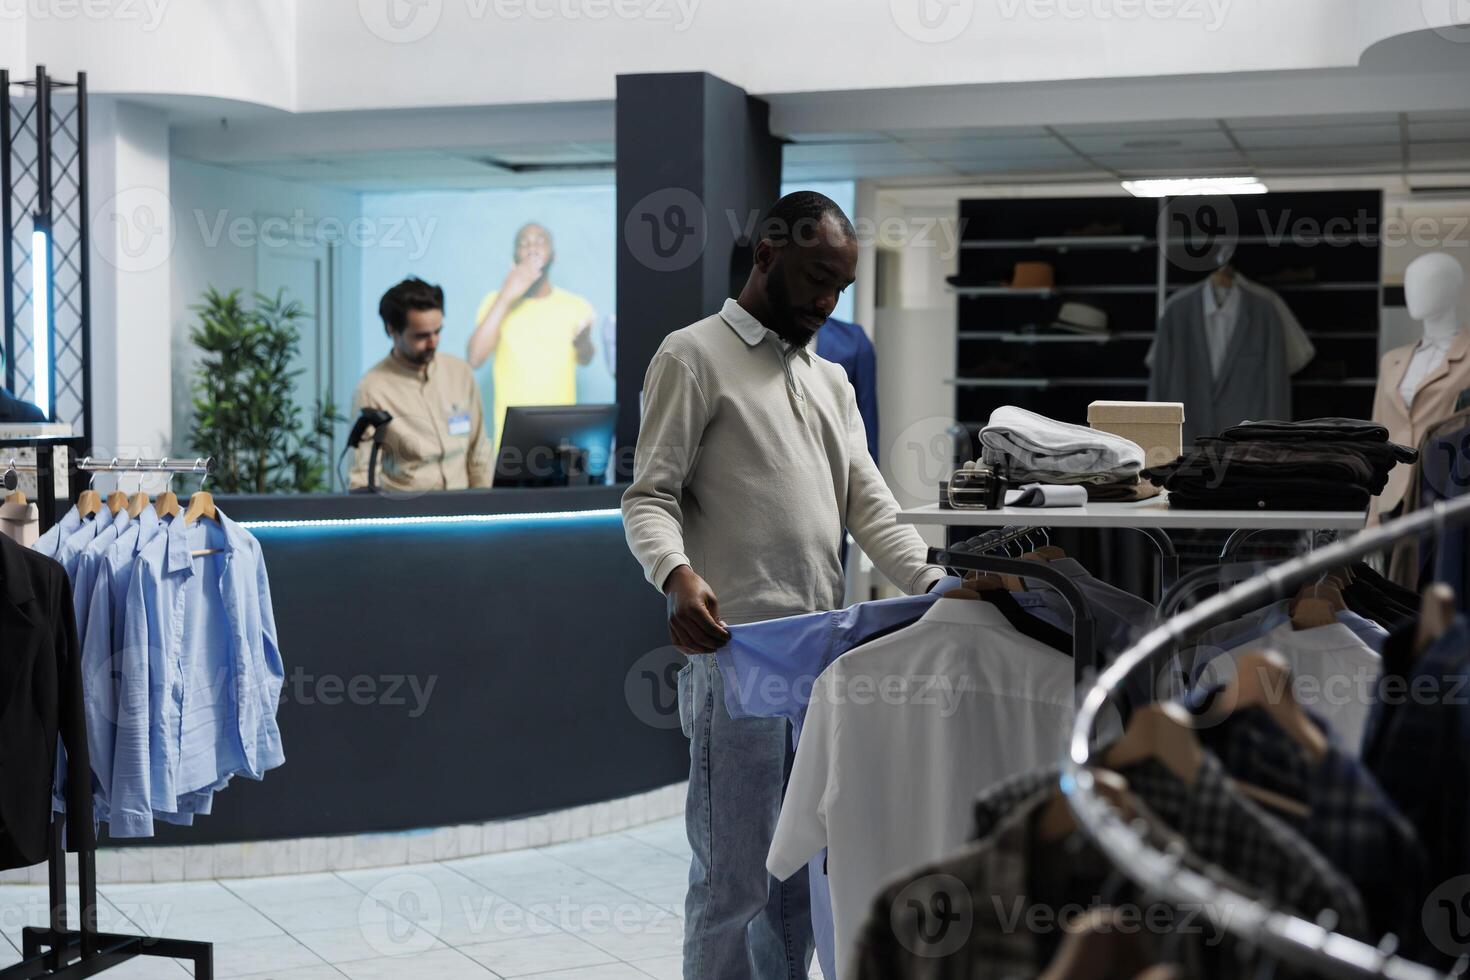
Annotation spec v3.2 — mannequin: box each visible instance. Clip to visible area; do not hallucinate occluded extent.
[1370,251,1469,524]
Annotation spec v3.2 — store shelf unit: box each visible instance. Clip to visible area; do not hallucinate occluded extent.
[951,190,1385,449]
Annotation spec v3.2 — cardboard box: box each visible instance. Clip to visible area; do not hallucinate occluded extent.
[1088,401,1184,469]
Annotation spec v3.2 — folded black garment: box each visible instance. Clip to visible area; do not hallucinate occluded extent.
[1084,479,1162,502]
[1220,417,1389,443]
[1166,481,1371,511]
[1146,440,1381,493]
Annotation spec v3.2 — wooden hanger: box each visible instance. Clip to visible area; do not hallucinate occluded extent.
[1102,702,1203,786]
[1220,649,1327,764]
[76,487,101,518]
[1035,768,1142,843]
[155,461,180,518]
[127,490,152,519]
[184,489,216,525]
[1414,583,1455,659]
[1289,579,1346,630]
[105,489,128,514]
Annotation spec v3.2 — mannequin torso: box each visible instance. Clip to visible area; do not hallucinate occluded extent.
[1371,252,1469,522]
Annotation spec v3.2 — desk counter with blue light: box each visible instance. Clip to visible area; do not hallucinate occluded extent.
[131,485,687,846]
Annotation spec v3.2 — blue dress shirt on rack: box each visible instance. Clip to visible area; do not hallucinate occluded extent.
[109,508,284,837]
[816,317,879,461]
[32,505,82,558]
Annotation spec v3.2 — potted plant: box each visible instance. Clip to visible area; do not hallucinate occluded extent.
[187,288,341,494]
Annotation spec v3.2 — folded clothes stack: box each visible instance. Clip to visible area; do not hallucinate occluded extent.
[979,407,1146,491]
[1143,417,1418,511]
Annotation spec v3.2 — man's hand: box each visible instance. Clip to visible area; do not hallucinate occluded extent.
[573,317,595,365]
[500,257,545,303]
[664,565,730,654]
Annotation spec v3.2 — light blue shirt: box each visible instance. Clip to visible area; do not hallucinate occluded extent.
[717,578,960,979]
[110,508,284,837]
[57,506,114,576]
[32,504,82,558]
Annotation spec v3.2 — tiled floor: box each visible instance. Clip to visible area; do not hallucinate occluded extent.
[0,818,826,979]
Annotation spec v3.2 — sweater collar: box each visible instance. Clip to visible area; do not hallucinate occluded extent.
[720,298,811,362]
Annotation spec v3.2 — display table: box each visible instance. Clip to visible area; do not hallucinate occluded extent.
[897,496,1369,532]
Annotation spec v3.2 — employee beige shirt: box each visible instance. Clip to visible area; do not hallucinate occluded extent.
[350,352,493,492]
[622,298,943,625]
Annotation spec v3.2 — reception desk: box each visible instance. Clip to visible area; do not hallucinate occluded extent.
[123,486,687,846]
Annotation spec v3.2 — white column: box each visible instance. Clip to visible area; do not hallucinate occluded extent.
[87,97,173,471]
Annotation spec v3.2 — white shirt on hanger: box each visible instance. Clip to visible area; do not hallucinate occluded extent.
[766,597,1075,976]
[1398,335,1456,409]
[1200,619,1380,749]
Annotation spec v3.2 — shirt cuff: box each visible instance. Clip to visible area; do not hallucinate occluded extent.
[652,552,692,593]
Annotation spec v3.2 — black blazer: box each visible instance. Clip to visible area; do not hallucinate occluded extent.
[0,386,45,423]
[0,532,93,870]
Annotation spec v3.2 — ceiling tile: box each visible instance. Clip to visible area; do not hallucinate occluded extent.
[1249,145,1402,168]
[899,137,1075,161]
[1222,113,1399,130]
[1410,141,1470,168]
[1405,110,1470,124]
[781,160,954,181]
[784,141,924,165]
[1088,150,1247,171]
[1068,130,1235,155]
[946,156,1103,176]
[1053,118,1218,136]
[1409,121,1470,142]
[887,126,1052,140]
[1233,124,1401,150]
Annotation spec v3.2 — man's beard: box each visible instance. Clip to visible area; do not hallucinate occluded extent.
[766,270,817,349]
[402,348,435,366]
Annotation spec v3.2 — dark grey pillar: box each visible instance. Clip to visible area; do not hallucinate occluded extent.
[614,72,782,478]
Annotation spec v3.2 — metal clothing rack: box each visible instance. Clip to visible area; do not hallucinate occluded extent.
[0,443,214,980]
[929,524,1099,688]
[1063,495,1470,980]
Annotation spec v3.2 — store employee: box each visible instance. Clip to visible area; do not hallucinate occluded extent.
[350,278,493,491]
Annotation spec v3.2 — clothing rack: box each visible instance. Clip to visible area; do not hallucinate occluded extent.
[74,456,214,476]
[1063,495,1470,980]
[0,438,214,980]
[929,524,1099,688]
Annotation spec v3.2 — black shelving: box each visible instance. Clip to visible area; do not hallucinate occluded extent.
[952,190,1384,435]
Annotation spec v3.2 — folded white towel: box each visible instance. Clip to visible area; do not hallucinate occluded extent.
[980,406,1145,483]
[1004,483,1089,508]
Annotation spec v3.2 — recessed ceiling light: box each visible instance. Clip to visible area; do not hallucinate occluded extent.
[1121,176,1268,197]
[1123,139,1184,150]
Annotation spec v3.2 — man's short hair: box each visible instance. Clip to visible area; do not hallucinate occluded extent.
[379,277,444,332]
[757,191,857,249]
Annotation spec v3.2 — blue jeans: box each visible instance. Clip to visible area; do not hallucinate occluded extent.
[679,654,814,980]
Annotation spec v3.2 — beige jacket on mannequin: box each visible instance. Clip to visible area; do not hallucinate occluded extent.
[1370,330,1470,524]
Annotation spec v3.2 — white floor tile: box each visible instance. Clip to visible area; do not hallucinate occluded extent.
[221,872,362,907]
[334,947,495,980]
[634,954,683,980]
[254,895,376,935]
[134,901,285,943]
[290,924,443,965]
[229,967,349,980]
[523,964,657,980]
[458,933,616,975]
[207,933,326,979]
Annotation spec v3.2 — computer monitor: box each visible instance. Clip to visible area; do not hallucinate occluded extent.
[494,404,618,488]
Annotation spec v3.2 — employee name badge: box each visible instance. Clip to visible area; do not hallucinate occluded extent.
[447,407,472,437]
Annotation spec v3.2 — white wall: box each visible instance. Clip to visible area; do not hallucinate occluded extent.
[88,97,173,464]
[7,2,1462,115]
[168,159,365,456]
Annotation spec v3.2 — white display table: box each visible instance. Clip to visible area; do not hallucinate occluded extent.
[898,495,1368,533]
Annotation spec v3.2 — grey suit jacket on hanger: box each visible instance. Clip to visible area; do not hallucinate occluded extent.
[1148,282,1294,444]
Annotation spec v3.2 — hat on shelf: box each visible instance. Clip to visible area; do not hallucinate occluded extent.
[1006,261,1055,290]
[1051,301,1109,334]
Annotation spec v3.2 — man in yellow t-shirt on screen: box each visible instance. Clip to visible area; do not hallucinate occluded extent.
[467,222,596,450]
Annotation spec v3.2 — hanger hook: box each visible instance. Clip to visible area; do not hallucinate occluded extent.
[160,457,173,494]
[198,458,211,493]
[81,456,97,489]
[135,457,144,495]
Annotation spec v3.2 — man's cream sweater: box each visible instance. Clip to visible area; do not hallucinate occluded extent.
[622,299,943,626]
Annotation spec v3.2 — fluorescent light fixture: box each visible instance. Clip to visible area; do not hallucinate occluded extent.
[240,508,623,531]
[31,228,50,417]
[1121,177,1268,198]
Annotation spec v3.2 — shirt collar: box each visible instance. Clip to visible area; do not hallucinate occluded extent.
[163,506,246,575]
[919,595,1015,629]
[1203,281,1240,319]
[719,298,812,362]
[383,350,436,382]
